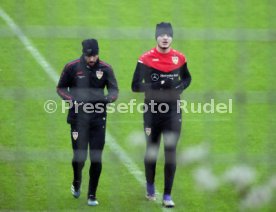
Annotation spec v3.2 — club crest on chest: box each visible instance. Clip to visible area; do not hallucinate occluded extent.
[96,69,103,79]
[172,56,179,64]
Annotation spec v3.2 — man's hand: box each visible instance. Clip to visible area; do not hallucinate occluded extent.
[151,79,171,89]
[151,78,181,90]
[104,95,117,104]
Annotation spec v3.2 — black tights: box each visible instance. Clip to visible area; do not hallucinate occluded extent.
[71,123,105,197]
[144,112,181,195]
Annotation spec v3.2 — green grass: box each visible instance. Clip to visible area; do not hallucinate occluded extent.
[0,0,276,211]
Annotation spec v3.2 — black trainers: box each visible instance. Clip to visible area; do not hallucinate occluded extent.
[71,184,81,198]
[145,183,156,201]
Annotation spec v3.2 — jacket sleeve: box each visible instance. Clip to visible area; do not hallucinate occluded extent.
[174,62,192,93]
[56,65,74,101]
[131,62,152,92]
[105,67,119,103]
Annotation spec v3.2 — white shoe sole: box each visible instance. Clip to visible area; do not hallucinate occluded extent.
[87,200,99,206]
[145,194,156,201]
[162,200,175,208]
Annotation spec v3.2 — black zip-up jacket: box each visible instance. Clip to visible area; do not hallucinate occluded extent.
[57,56,119,124]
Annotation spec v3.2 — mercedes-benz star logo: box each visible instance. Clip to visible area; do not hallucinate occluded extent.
[151,73,159,81]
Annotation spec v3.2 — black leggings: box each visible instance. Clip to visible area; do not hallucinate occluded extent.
[144,111,181,195]
[70,123,105,197]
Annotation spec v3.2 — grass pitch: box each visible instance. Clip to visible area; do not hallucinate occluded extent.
[0,0,275,211]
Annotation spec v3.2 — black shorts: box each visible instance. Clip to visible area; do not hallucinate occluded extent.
[143,101,182,145]
[70,122,106,162]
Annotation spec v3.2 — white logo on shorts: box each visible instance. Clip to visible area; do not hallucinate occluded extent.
[145,128,151,136]
[72,131,78,140]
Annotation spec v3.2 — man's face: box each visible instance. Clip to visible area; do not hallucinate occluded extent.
[157,34,172,50]
[84,55,99,67]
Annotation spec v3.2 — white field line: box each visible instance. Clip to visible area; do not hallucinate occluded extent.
[0,6,165,204]
[0,8,58,83]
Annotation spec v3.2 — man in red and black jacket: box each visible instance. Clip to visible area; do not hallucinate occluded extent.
[132,22,191,208]
[57,39,118,206]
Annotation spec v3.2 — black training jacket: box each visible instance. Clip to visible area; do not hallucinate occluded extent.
[57,56,119,124]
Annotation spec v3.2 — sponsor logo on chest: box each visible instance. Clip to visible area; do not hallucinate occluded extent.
[160,73,179,79]
[76,71,86,79]
[151,73,159,81]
